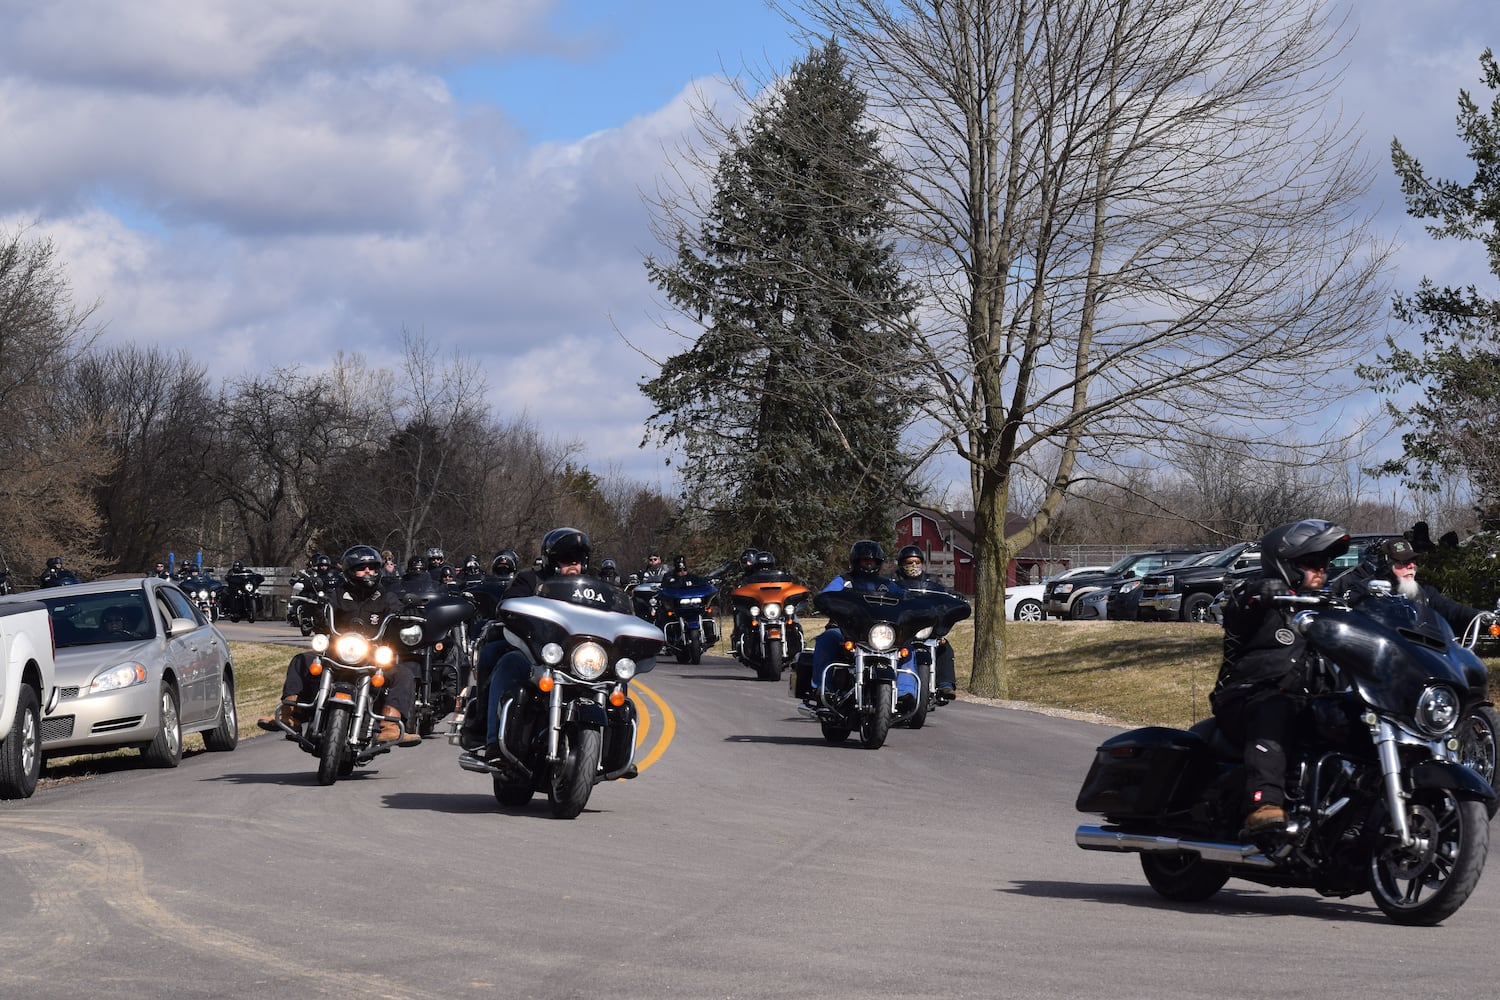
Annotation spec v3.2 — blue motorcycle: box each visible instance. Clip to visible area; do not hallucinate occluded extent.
[648,573,721,665]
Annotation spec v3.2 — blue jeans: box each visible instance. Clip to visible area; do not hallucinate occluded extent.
[811,627,917,698]
[485,648,533,745]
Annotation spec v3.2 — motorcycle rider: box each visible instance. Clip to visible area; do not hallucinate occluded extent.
[1211,518,1350,835]
[38,556,74,588]
[1334,537,1490,635]
[896,545,959,701]
[257,545,421,746]
[149,561,171,579]
[474,527,592,760]
[598,559,621,585]
[460,554,485,586]
[638,551,668,585]
[809,541,919,707]
[401,555,427,582]
[424,546,446,578]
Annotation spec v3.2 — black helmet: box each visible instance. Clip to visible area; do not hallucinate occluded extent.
[849,540,885,578]
[464,554,481,572]
[896,545,925,579]
[491,549,519,576]
[674,555,687,572]
[424,546,445,567]
[231,560,244,572]
[740,548,759,571]
[341,545,383,596]
[542,528,590,572]
[1260,520,1350,589]
[600,558,617,572]
[313,553,333,572]
[753,550,776,570]
[405,555,424,574]
[46,556,63,570]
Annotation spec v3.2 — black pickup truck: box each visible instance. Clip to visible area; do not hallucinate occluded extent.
[1043,549,1206,620]
[1136,542,1260,622]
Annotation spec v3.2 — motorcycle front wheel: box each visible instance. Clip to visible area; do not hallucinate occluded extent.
[859,683,894,749]
[757,639,782,682]
[1369,788,1489,925]
[548,726,602,819]
[317,708,352,786]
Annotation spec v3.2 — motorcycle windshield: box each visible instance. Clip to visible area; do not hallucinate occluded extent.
[533,574,636,615]
[656,574,717,602]
[732,578,810,604]
[1307,595,1477,718]
[814,587,971,642]
[501,586,666,665]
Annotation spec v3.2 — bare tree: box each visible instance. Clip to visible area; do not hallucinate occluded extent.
[770,0,1389,695]
[0,228,110,580]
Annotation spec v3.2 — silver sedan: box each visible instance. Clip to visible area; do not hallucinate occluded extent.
[0,577,238,767]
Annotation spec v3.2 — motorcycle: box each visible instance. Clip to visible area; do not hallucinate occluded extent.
[264,595,474,785]
[1457,598,1500,787]
[902,583,971,730]
[396,575,475,738]
[178,571,225,621]
[651,573,720,664]
[455,575,665,818]
[730,575,810,681]
[791,586,972,749]
[1075,587,1497,925]
[221,576,263,623]
[286,571,332,636]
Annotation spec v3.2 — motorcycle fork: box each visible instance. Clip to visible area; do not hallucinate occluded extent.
[1370,718,1414,845]
[546,682,566,762]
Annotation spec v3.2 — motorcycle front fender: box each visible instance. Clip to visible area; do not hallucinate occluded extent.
[1410,759,1500,816]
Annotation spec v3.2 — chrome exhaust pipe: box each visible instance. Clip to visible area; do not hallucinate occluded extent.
[1075,824,1276,869]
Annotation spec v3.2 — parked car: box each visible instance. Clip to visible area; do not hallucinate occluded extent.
[1001,566,1110,622]
[0,578,238,768]
[1044,551,1207,620]
[1137,542,1261,622]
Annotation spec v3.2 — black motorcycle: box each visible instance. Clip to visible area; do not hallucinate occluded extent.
[456,575,665,818]
[1075,588,1496,925]
[791,586,971,749]
[178,571,225,621]
[221,574,264,623]
[286,571,332,636]
[396,575,475,737]
[264,595,473,785]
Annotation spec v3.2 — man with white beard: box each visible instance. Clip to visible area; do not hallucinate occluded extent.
[1339,537,1489,635]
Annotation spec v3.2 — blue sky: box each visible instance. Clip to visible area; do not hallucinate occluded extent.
[0,0,1496,500]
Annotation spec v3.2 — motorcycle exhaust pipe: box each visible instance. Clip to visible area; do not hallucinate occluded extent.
[1075,824,1276,869]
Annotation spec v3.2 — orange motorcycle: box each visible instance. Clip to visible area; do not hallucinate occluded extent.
[729,576,810,681]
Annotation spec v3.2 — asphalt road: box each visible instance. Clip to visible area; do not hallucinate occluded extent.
[2,643,1496,999]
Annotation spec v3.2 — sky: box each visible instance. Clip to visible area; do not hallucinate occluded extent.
[0,0,1496,499]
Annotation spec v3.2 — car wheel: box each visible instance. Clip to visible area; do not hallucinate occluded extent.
[1014,599,1044,622]
[202,676,239,752]
[1183,592,1214,623]
[0,684,42,799]
[140,682,183,768]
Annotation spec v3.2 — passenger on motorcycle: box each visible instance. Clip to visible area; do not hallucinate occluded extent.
[424,546,446,578]
[810,541,919,707]
[1334,537,1490,634]
[256,545,422,746]
[475,527,592,760]
[1211,519,1349,835]
[896,545,958,700]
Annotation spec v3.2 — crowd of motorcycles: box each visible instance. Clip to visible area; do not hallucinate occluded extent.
[252,540,1500,925]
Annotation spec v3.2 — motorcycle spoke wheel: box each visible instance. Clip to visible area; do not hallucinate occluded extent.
[1457,706,1500,788]
[1369,789,1489,925]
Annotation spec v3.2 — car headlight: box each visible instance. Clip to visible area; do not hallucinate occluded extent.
[91,662,147,693]
[762,602,781,620]
[1416,685,1460,736]
[1055,584,1073,595]
[868,624,896,651]
[333,634,371,664]
[572,641,608,680]
[615,657,637,680]
[1119,580,1140,595]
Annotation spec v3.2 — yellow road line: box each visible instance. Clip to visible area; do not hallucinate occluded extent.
[629,679,675,772]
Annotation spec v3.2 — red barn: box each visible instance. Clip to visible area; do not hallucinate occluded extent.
[893,508,1058,595]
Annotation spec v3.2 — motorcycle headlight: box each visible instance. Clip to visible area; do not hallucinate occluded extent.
[374,645,395,667]
[915,626,933,640]
[90,662,147,693]
[334,634,371,664]
[197,590,209,600]
[1416,685,1460,736]
[572,641,608,680]
[243,583,254,593]
[399,624,423,646]
[615,657,637,681]
[310,633,329,653]
[541,642,564,666]
[868,624,896,651]
[763,602,781,620]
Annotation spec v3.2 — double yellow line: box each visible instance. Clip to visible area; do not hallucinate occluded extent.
[629,680,675,772]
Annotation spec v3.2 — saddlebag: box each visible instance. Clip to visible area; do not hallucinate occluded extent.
[791,652,814,699]
[1075,726,1210,818]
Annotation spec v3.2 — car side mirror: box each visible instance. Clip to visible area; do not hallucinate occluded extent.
[167,616,198,636]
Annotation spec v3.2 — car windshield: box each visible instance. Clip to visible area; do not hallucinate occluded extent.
[41,592,155,647]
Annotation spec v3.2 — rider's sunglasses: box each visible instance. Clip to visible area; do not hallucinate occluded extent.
[1295,555,1330,570]
[1392,559,1417,568]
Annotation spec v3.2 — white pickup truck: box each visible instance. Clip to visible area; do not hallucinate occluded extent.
[0,600,56,799]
